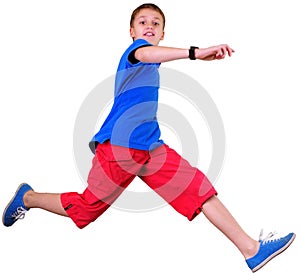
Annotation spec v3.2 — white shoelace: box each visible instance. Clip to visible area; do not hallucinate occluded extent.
[11,207,27,220]
[259,229,279,244]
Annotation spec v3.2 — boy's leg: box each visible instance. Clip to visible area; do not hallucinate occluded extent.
[141,144,295,272]
[140,145,258,258]
[24,191,67,217]
[3,141,147,228]
[201,195,259,259]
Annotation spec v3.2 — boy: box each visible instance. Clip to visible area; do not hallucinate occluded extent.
[3,3,295,273]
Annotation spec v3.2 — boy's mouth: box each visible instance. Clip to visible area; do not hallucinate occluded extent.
[144,31,155,37]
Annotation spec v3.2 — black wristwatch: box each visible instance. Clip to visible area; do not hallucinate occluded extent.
[189,46,199,60]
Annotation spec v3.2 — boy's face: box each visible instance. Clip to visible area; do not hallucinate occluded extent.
[130,8,165,45]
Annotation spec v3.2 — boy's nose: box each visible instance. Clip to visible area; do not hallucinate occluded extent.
[146,23,153,29]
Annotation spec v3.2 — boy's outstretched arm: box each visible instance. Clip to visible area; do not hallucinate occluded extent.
[135,44,234,63]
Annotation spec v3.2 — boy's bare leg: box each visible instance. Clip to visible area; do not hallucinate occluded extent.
[202,195,259,259]
[24,190,68,217]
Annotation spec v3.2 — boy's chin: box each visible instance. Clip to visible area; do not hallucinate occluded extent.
[143,37,160,45]
[132,36,159,45]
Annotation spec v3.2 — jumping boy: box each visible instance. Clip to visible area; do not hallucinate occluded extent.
[3,3,295,273]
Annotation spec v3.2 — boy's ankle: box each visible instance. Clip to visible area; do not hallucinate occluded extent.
[244,241,260,260]
[23,190,34,209]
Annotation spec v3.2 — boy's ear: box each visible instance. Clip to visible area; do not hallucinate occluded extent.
[130,27,135,39]
[160,31,165,41]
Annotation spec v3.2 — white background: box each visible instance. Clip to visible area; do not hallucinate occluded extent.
[0,0,299,274]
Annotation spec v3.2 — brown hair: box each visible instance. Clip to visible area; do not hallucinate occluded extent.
[130,3,165,29]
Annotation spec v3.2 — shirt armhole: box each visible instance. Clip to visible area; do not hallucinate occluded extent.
[128,44,151,64]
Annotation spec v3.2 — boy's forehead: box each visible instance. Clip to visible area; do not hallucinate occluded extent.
[135,8,163,21]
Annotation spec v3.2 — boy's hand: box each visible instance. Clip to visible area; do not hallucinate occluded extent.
[196,44,235,61]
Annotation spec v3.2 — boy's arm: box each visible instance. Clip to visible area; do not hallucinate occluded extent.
[135,44,234,63]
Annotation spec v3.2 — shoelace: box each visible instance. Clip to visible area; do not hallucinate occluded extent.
[259,229,279,244]
[11,207,27,220]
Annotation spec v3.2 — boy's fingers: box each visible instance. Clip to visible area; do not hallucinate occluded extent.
[214,45,234,59]
[227,46,235,56]
[219,47,226,58]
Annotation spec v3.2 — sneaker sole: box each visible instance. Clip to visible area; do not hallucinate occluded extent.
[2,183,31,226]
[251,233,296,273]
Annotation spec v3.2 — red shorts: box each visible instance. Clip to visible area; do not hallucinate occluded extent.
[61,141,217,229]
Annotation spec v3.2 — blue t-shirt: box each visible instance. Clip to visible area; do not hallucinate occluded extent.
[89,39,164,153]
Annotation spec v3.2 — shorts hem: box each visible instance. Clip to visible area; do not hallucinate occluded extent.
[60,193,87,229]
[188,190,218,221]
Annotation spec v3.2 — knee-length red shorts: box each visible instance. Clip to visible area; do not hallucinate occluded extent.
[61,141,217,229]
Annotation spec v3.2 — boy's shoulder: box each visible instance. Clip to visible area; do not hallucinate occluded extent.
[126,39,152,52]
[118,39,153,70]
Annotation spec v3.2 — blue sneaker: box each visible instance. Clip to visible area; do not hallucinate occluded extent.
[2,183,33,227]
[246,230,296,272]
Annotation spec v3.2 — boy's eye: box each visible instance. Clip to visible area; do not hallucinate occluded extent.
[138,20,160,26]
